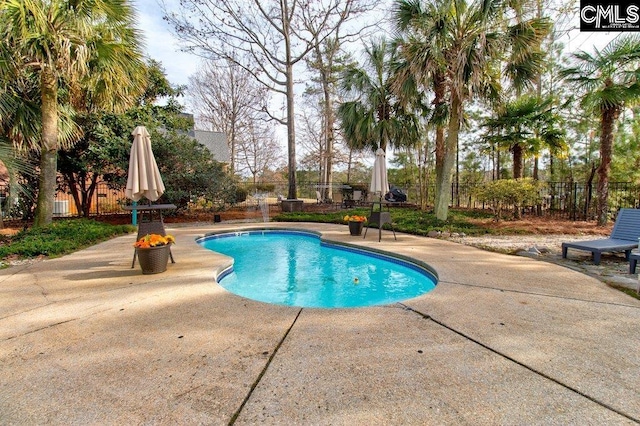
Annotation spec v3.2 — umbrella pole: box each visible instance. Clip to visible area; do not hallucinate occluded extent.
[132,201,138,226]
[379,195,383,242]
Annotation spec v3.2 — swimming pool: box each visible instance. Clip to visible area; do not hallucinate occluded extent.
[198,229,438,308]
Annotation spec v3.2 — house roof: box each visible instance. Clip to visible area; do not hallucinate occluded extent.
[189,130,230,164]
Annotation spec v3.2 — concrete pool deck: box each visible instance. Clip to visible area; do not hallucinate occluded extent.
[1,222,639,424]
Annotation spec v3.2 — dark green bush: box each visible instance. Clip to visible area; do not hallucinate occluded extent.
[0,219,134,260]
[233,187,248,204]
[472,178,543,221]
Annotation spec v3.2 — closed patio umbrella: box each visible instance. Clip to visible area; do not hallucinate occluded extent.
[364,148,396,241]
[126,126,175,267]
[369,148,389,199]
[125,126,165,202]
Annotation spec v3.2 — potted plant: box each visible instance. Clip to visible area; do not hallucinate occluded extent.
[133,233,175,274]
[344,215,367,236]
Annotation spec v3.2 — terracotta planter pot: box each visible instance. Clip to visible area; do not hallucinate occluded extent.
[348,221,364,236]
[136,245,171,274]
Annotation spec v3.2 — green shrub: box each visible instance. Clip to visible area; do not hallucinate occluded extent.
[0,219,134,261]
[233,187,248,203]
[472,178,543,221]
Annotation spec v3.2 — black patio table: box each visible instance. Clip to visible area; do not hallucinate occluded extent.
[363,201,397,242]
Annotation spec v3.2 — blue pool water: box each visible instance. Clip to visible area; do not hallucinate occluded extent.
[198,229,437,308]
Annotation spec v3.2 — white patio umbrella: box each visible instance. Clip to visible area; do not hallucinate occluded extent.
[369,148,389,200]
[125,126,165,202]
[364,148,396,241]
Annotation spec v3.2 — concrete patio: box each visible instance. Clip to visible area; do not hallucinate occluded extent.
[1,222,639,424]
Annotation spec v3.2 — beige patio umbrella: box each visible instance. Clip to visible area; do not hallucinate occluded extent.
[369,148,389,200]
[125,126,165,202]
[364,148,396,241]
[126,126,175,266]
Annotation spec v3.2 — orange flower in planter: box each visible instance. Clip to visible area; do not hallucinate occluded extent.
[134,234,175,248]
[343,215,367,222]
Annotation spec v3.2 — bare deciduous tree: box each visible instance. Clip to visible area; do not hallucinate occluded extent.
[235,123,284,187]
[298,89,352,200]
[188,59,269,174]
[297,101,325,181]
[303,2,378,201]
[164,0,373,199]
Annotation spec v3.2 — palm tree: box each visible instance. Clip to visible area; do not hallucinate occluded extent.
[338,39,421,157]
[482,95,566,179]
[393,0,550,220]
[0,70,81,222]
[561,36,640,226]
[0,0,145,226]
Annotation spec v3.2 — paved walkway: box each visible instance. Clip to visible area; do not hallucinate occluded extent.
[1,223,639,425]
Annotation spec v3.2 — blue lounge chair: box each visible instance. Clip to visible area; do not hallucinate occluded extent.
[561,208,640,265]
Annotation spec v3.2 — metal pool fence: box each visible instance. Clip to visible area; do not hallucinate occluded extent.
[0,180,636,221]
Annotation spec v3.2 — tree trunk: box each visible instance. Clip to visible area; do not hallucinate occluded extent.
[229,119,236,175]
[323,83,335,202]
[511,143,526,219]
[433,124,445,211]
[284,22,297,200]
[512,143,524,179]
[83,176,98,218]
[64,171,96,217]
[586,162,596,220]
[419,132,431,210]
[432,73,446,213]
[455,136,459,207]
[66,174,84,216]
[34,70,58,227]
[434,93,461,221]
[496,146,501,179]
[596,106,617,226]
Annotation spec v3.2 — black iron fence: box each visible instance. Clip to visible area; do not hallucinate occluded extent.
[0,180,636,221]
[52,185,130,217]
[0,183,130,220]
[443,181,638,220]
[235,180,639,220]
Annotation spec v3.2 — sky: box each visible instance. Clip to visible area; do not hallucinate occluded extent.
[136,0,199,87]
